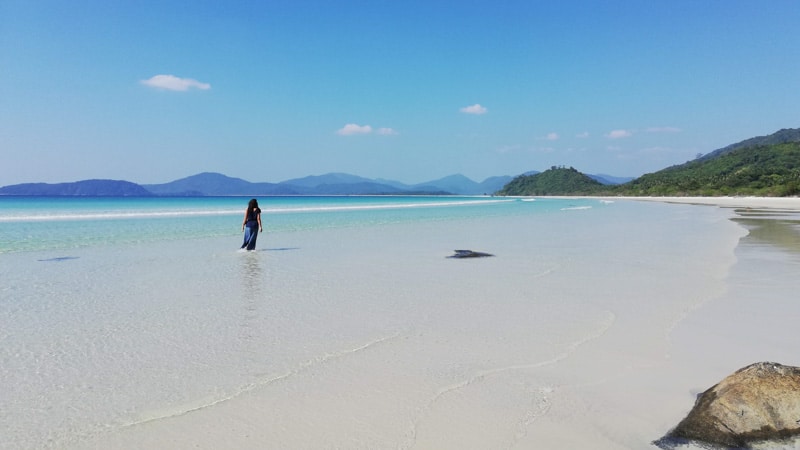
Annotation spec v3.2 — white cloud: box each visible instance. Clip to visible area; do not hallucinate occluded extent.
[460,104,488,115]
[337,124,373,136]
[544,132,559,141]
[141,74,210,91]
[336,124,398,136]
[576,131,589,138]
[606,129,633,139]
[646,126,682,133]
[376,127,398,135]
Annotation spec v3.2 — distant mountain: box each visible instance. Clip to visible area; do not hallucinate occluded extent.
[421,174,481,194]
[144,172,295,196]
[0,179,153,196]
[276,173,414,195]
[427,174,516,195]
[293,182,409,195]
[479,175,516,193]
[277,172,511,195]
[0,169,629,197]
[280,172,376,188]
[372,174,514,195]
[588,174,634,185]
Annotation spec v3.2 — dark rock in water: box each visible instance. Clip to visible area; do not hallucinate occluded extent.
[447,249,494,258]
[658,362,800,448]
[37,256,79,262]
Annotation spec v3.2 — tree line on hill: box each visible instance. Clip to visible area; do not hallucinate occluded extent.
[498,129,800,197]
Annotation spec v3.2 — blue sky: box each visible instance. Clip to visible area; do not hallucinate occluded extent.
[2,1,799,185]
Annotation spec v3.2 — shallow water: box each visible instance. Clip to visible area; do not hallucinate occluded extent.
[2,196,787,449]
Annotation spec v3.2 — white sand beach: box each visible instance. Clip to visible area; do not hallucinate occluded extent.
[6,197,799,450]
[627,195,800,211]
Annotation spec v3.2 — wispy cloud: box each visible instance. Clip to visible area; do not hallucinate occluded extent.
[544,132,559,141]
[606,129,633,139]
[576,131,589,138]
[460,104,488,115]
[646,126,682,133]
[336,124,398,136]
[337,124,373,136]
[376,127,398,135]
[140,74,210,91]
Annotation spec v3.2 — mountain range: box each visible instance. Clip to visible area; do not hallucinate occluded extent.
[13,128,800,197]
[0,170,634,196]
[142,172,518,196]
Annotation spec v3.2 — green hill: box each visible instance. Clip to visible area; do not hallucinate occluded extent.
[616,141,800,197]
[498,166,605,196]
[496,128,800,197]
[698,128,800,161]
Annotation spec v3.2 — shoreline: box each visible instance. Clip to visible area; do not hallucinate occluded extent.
[535,195,800,211]
[606,195,800,211]
[630,196,800,257]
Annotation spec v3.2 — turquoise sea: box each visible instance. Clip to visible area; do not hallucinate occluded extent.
[0,195,589,254]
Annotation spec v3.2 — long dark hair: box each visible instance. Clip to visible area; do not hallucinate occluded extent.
[247,198,259,211]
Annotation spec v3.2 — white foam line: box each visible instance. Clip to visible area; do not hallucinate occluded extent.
[401,311,616,449]
[120,333,402,429]
[0,199,514,222]
[264,199,515,214]
[0,209,242,222]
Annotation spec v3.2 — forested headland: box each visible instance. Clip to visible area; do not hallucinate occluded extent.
[498,129,800,197]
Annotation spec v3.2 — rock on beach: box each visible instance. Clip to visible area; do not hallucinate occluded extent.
[659,362,800,448]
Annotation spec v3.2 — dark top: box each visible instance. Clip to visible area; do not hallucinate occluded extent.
[245,207,261,226]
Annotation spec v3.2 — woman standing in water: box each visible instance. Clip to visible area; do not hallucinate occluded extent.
[240,198,263,251]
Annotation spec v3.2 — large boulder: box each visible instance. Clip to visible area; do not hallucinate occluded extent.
[659,362,800,448]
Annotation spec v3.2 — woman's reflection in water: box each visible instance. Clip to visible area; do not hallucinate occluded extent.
[239,252,263,343]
